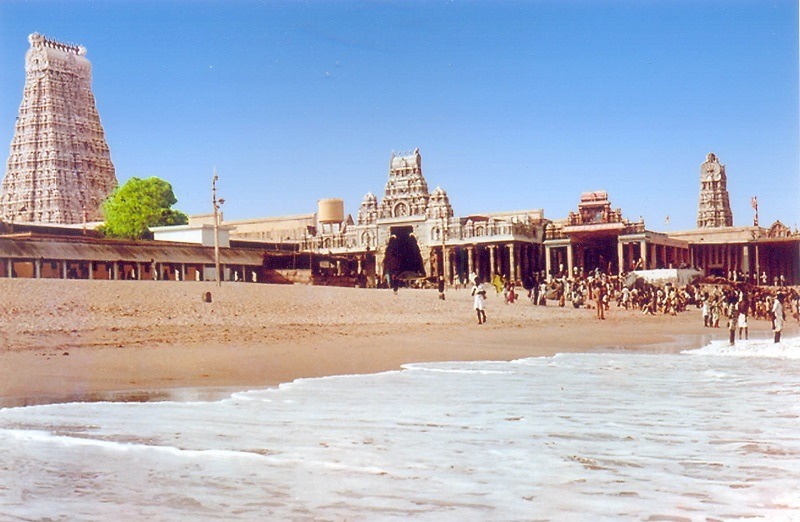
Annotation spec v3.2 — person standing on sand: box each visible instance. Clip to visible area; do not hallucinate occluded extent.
[772,293,785,343]
[710,296,721,328]
[492,273,504,296]
[471,277,487,324]
[595,281,605,320]
[437,276,446,301]
[701,292,710,327]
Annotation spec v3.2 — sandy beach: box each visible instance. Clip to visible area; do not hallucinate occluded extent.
[0,279,781,407]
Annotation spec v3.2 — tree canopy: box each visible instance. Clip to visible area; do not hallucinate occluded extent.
[100,177,188,239]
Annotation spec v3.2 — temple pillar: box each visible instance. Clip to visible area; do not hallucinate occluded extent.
[448,249,456,283]
[467,246,474,277]
[742,245,750,274]
[442,243,450,281]
[489,245,496,278]
[544,245,552,280]
[640,240,648,270]
[508,243,516,281]
[566,242,574,278]
[754,244,760,283]
[34,258,41,279]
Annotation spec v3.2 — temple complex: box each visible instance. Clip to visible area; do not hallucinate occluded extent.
[236,149,550,286]
[1,146,798,285]
[251,149,796,285]
[0,33,117,225]
[0,35,796,285]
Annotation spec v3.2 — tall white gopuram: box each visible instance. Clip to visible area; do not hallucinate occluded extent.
[1,33,117,224]
[696,152,733,228]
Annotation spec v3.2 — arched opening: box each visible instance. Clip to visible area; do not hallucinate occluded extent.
[384,225,425,278]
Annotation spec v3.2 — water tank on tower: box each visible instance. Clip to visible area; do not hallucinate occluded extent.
[318,198,345,233]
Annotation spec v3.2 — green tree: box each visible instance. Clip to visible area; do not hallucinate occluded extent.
[100,177,188,239]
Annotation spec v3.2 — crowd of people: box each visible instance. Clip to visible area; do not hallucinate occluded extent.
[461,268,798,343]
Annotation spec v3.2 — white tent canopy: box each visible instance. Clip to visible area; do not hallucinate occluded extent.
[624,268,702,288]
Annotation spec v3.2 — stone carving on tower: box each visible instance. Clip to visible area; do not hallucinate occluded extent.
[378,148,430,219]
[426,186,453,220]
[1,33,118,225]
[357,192,378,225]
[696,152,733,228]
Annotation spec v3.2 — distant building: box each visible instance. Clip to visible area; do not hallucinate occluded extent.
[0,33,117,225]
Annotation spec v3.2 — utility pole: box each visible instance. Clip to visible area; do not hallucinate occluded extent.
[212,169,225,287]
[441,210,448,283]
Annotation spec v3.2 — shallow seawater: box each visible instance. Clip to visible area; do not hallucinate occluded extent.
[1,337,799,521]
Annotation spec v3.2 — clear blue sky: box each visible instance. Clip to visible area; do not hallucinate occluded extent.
[1,0,798,231]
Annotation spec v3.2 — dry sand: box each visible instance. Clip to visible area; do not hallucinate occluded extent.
[0,279,779,407]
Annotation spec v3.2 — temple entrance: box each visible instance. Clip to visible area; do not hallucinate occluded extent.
[384,226,425,277]
[576,236,618,275]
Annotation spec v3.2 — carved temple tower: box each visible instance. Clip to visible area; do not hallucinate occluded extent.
[1,33,117,225]
[378,148,431,219]
[696,152,733,228]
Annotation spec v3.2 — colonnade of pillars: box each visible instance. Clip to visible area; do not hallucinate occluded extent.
[691,243,748,275]
[690,243,798,284]
[1,258,260,283]
[437,242,543,284]
[544,239,691,278]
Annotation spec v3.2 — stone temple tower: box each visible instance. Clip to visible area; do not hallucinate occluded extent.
[1,33,117,225]
[378,148,430,219]
[696,152,733,228]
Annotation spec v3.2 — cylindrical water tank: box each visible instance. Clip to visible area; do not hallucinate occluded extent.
[318,198,344,224]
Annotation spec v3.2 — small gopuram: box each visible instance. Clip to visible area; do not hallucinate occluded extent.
[697,152,733,228]
[544,191,689,277]
[0,33,117,225]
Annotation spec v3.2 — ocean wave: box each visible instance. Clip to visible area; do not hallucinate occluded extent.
[401,361,514,375]
[682,336,800,359]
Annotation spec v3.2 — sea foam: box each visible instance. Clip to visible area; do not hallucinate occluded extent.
[1,347,799,520]
[683,335,800,358]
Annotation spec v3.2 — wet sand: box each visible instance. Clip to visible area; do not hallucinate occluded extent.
[0,279,781,407]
